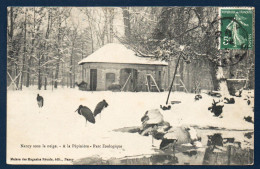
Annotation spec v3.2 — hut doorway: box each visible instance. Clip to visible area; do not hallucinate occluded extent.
[120,68,138,92]
[90,69,97,91]
[105,73,115,90]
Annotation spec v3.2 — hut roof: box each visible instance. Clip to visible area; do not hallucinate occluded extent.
[78,43,168,66]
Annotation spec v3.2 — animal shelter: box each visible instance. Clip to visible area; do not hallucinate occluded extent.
[78,43,168,92]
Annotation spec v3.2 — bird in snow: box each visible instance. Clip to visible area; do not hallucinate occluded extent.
[75,105,95,126]
[93,100,109,119]
[37,94,44,108]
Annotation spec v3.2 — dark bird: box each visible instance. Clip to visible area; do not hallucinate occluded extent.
[195,94,202,101]
[247,100,251,105]
[244,132,253,139]
[93,100,109,118]
[37,94,44,108]
[224,97,235,104]
[75,105,95,125]
[207,133,223,147]
[244,96,251,105]
[160,105,171,110]
[244,116,254,124]
[75,81,88,91]
[208,99,224,117]
[195,95,199,101]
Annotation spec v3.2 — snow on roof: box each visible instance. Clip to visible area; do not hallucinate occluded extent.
[78,43,168,66]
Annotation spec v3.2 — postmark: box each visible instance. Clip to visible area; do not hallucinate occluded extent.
[220,8,253,50]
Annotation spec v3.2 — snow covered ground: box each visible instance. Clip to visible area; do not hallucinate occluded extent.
[6,87,254,164]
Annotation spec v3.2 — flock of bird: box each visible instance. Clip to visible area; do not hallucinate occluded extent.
[36,93,108,126]
[194,92,254,123]
[35,90,253,152]
[75,100,108,125]
[36,89,253,127]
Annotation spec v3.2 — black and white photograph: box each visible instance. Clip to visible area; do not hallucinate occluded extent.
[6,7,254,165]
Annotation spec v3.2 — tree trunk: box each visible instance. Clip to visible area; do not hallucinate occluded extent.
[73,59,75,88]
[90,26,94,53]
[187,64,190,92]
[228,50,236,79]
[20,8,27,90]
[122,7,131,39]
[70,41,74,88]
[54,61,60,88]
[209,61,229,95]
[51,70,54,91]
[7,7,14,86]
[15,62,19,89]
[67,72,69,88]
[44,77,47,90]
[26,58,31,87]
[54,14,62,89]
[85,12,94,53]
[26,8,36,88]
[38,53,42,90]
[7,7,15,86]
[209,61,220,91]
[102,8,108,45]
[109,8,114,43]
[9,6,14,44]
[44,9,52,90]
[69,58,72,88]
[81,42,84,81]
[61,62,64,88]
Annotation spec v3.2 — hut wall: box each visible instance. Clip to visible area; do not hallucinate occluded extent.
[82,63,166,91]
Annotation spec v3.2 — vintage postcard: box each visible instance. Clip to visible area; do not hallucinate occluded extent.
[6,7,254,165]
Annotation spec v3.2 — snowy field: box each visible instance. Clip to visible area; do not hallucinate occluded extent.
[7,87,254,164]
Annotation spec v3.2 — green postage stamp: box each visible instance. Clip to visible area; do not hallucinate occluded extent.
[220,8,253,50]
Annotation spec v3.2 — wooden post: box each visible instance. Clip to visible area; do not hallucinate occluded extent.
[179,79,188,92]
[121,73,131,91]
[147,74,160,92]
[7,72,21,90]
[145,75,150,92]
[166,53,182,105]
